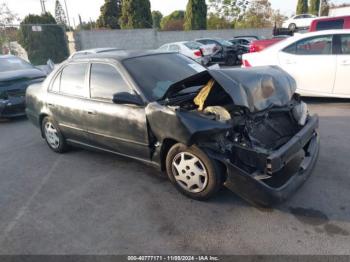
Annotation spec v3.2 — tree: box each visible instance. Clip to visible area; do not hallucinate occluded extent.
[152,11,163,29]
[208,0,249,23]
[55,0,68,26]
[97,0,122,29]
[184,0,207,30]
[160,10,185,31]
[309,0,320,16]
[18,13,69,65]
[120,0,153,29]
[0,3,19,54]
[320,0,329,16]
[236,0,274,28]
[296,0,308,14]
[207,13,233,29]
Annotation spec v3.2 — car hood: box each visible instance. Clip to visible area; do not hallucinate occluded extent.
[0,68,46,83]
[163,66,296,113]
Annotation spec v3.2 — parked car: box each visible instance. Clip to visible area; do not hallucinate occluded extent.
[69,48,122,59]
[26,51,319,206]
[249,35,291,53]
[283,14,317,31]
[242,30,350,98]
[0,55,46,118]
[228,38,252,54]
[196,38,239,65]
[158,41,213,66]
[309,15,350,32]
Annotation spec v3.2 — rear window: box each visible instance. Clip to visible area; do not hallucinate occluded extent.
[0,57,34,72]
[123,54,206,101]
[316,19,344,31]
[184,41,202,50]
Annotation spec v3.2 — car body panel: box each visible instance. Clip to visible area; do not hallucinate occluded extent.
[0,56,46,118]
[26,51,319,206]
[283,14,317,29]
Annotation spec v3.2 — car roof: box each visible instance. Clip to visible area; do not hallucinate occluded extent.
[70,50,176,62]
[74,47,121,54]
[312,15,350,22]
[0,55,16,59]
[264,29,350,51]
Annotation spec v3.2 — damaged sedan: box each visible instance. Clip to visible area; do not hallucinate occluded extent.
[0,55,47,118]
[26,51,320,206]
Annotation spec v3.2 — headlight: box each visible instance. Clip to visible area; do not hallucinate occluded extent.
[293,102,308,126]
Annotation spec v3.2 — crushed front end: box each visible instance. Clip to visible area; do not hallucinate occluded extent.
[159,66,320,206]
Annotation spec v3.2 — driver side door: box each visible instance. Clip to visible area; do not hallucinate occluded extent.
[84,62,151,161]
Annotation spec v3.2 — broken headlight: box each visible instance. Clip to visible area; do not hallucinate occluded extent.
[292,102,308,126]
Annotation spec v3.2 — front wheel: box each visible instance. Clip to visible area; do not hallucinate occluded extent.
[41,116,68,153]
[166,143,223,200]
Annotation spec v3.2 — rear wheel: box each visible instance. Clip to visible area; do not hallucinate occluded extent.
[41,117,68,153]
[166,143,223,200]
[226,55,237,66]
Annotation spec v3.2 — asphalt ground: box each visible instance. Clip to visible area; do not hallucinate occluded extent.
[0,98,349,255]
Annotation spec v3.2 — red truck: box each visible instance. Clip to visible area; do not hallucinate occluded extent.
[309,15,350,31]
[248,35,290,53]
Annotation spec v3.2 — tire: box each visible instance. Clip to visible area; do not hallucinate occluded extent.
[288,23,296,32]
[226,55,237,66]
[166,143,223,200]
[41,116,68,153]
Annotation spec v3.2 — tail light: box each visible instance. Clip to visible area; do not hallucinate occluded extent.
[194,50,202,57]
[242,59,252,67]
[249,44,258,53]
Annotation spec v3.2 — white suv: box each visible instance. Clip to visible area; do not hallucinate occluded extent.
[283,14,317,31]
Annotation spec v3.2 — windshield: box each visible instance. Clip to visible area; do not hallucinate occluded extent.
[215,39,233,47]
[0,57,34,72]
[123,53,206,101]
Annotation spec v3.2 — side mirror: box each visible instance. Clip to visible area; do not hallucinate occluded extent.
[112,92,143,106]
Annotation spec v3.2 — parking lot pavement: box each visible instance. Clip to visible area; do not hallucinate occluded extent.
[0,100,350,255]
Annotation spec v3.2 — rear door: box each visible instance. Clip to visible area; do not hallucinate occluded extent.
[278,34,336,95]
[46,62,90,143]
[333,34,350,95]
[84,62,150,160]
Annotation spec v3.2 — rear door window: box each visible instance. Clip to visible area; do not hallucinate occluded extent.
[316,19,344,31]
[339,35,350,55]
[60,63,88,97]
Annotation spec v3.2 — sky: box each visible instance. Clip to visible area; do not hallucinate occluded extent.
[3,0,350,26]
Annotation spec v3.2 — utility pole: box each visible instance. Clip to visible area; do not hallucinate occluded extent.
[63,0,71,28]
[319,0,322,16]
[40,0,46,14]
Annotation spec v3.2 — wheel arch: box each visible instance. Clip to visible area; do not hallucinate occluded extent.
[160,138,179,171]
[39,113,49,138]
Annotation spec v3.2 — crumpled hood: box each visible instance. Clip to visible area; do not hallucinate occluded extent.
[0,68,46,83]
[164,66,297,113]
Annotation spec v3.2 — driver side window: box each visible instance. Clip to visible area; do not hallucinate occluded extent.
[90,63,131,101]
[283,35,333,55]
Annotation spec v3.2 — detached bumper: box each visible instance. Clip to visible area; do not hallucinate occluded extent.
[224,115,320,207]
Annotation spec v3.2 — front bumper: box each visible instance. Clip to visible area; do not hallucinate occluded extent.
[0,97,26,118]
[223,115,320,207]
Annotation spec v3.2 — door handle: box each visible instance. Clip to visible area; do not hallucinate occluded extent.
[285,60,296,65]
[87,110,97,115]
[48,103,55,108]
[340,60,350,66]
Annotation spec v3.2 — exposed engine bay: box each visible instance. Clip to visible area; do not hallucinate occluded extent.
[162,69,309,175]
